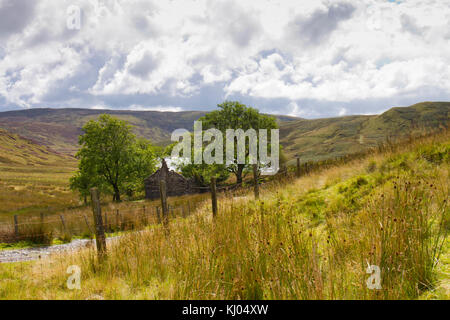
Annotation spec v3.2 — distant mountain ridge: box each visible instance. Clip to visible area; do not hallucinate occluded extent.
[0,108,208,154]
[0,102,448,162]
[0,108,298,154]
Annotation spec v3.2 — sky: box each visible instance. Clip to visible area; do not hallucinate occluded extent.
[0,0,449,118]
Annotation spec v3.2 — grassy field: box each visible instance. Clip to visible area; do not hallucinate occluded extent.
[0,165,78,216]
[0,130,448,300]
[0,129,79,217]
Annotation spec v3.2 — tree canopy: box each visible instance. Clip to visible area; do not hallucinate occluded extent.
[198,101,280,184]
[70,115,158,202]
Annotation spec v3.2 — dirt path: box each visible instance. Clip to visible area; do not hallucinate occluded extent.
[0,237,119,263]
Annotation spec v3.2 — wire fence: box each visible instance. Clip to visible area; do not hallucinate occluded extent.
[2,128,443,247]
[0,200,206,245]
[0,154,356,245]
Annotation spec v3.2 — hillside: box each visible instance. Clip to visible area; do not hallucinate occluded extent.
[0,108,298,154]
[0,129,74,166]
[0,102,448,162]
[280,102,450,161]
[0,109,209,154]
[0,129,78,216]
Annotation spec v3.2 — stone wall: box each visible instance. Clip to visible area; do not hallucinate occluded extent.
[144,159,205,200]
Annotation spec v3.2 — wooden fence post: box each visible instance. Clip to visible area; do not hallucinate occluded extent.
[13,215,19,238]
[159,180,169,229]
[253,164,260,200]
[103,212,108,232]
[59,215,67,232]
[90,188,107,260]
[296,157,301,178]
[83,214,93,233]
[142,205,146,224]
[114,209,119,230]
[210,177,218,219]
[156,207,161,224]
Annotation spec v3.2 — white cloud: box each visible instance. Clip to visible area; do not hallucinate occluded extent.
[126,104,183,112]
[338,107,347,116]
[0,0,449,117]
[91,105,108,110]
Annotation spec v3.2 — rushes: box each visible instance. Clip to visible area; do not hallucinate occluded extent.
[350,178,448,299]
[18,221,54,245]
[0,130,448,300]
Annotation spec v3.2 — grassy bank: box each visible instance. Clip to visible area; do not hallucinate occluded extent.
[0,131,448,299]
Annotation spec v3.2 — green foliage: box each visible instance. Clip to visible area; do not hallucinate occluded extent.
[71,115,158,202]
[125,138,159,197]
[180,163,230,186]
[171,132,230,186]
[199,101,279,184]
[69,158,101,204]
[200,101,278,132]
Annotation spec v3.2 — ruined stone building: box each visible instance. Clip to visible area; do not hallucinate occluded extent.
[144,159,204,199]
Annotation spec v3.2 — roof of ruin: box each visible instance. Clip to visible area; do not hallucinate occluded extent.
[144,158,187,182]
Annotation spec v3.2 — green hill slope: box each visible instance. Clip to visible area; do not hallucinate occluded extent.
[0,102,448,162]
[0,129,74,166]
[0,108,298,155]
[281,102,450,162]
[0,109,208,154]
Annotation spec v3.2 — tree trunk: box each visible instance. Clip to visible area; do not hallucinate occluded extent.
[112,185,121,202]
[236,164,244,185]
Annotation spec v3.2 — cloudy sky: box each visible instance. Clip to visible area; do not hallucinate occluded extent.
[0,0,449,118]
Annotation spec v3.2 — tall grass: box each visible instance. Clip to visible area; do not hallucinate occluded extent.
[0,130,448,300]
[0,193,210,245]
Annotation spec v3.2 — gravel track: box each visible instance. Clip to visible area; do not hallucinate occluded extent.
[0,237,119,263]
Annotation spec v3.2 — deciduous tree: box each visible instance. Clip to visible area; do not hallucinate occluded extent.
[199,101,279,185]
[71,115,157,202]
